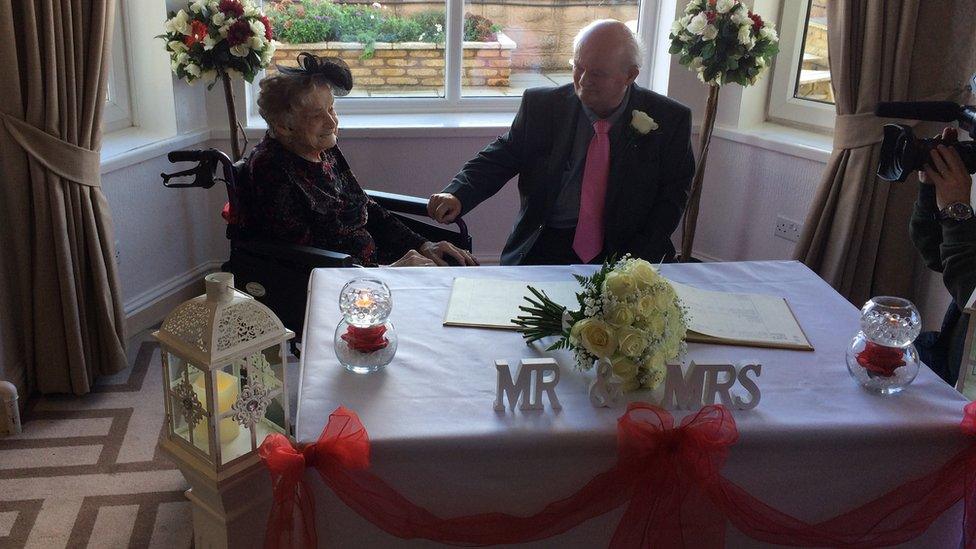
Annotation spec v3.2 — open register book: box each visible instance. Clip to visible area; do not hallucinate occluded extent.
[443,277,813,351]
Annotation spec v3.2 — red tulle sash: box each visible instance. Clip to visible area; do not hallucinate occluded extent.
[260,402,976,548]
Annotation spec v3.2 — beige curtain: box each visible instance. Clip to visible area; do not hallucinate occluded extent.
[0,0,126,397]
[794,0,975,306]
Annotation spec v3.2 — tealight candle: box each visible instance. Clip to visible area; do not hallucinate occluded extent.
[336,277,398,373]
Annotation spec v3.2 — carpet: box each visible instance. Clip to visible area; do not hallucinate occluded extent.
[1,340,191,548]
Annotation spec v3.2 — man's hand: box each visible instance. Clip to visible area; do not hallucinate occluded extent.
[923,128,973,209]
[389,250,437,267]
[428,193,462,224]
[418,241,479,266]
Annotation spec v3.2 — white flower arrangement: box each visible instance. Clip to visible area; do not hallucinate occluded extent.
[159,0,276,85]
[513,256,688,391]
[669,0,779,86]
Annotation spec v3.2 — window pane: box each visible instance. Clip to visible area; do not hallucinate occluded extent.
[267,0,446,98]
[793,0,832,104]
[461,2,639,97]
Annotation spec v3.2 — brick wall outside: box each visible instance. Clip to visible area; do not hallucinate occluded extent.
[272,34,515,89]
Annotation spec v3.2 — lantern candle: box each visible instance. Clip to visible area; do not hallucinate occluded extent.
[191,370,240,445]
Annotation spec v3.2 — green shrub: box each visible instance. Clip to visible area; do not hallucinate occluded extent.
[267,0,500,51]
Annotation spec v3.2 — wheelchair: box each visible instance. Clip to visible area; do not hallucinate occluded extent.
[161,148,471,350]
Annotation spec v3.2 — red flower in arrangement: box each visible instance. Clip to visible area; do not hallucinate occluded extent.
[259,14,273,40]
[708,0,717,6]
[341,325,389,353]
[749,12,764,32]
[706,11,716,23]
[219,0,245,18]
[226,19,253,46]
[184,20,209,47]
[855,342,906,377]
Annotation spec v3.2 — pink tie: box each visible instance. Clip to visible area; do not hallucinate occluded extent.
[573,119,611,263]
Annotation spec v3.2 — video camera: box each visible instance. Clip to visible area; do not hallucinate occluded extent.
[876,75,976,182]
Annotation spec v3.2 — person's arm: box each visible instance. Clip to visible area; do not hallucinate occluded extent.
[625,104,695,262]
[364,197,428,265]
[909,181,944,273]
[940,216,976,307]
[440,93,532,217]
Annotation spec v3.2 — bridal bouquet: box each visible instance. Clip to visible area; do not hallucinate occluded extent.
[160,0,276,84]
[514,257,688,391]
[669,0,779,86]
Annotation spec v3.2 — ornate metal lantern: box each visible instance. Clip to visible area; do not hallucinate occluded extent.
[154,272,294,547]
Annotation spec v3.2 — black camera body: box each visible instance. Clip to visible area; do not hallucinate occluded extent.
[876,91,976,182]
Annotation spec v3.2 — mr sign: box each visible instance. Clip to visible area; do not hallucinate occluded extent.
[661,361,762,411]
[494,358,562,412]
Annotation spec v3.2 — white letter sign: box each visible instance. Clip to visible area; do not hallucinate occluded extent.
[660,361,762,411]
[494,358,562,412]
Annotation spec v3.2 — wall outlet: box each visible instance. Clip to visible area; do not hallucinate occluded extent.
[774,215,802,243]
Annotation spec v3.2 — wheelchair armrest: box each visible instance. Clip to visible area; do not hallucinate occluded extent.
[366,190,429,217]
[233,238,356,268]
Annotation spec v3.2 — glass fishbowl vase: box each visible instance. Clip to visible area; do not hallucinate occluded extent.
[845,296,921,395]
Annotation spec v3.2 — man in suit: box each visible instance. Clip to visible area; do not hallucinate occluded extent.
[427,19,695,265]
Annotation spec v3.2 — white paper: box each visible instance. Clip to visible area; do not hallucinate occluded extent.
[443,278,580,329]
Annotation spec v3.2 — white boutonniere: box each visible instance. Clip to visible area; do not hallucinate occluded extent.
[630,110,659,135]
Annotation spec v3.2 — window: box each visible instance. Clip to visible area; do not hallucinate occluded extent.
[767,0,834,131]
[261,0,653,115]
[103,0,132,132]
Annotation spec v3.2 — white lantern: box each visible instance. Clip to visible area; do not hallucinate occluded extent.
[154,272,294,548]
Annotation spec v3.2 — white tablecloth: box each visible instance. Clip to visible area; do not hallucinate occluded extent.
[295,261,969,548]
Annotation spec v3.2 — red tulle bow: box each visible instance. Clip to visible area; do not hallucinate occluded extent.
[341,325,389,353]
[259,407,370,548]
[611,403,739,548]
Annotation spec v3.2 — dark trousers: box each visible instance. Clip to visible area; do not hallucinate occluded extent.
[523,226,604,265]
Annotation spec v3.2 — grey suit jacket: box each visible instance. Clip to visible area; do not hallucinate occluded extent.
[443,83,695,265]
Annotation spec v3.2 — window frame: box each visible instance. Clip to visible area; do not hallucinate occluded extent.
[103,0,132,133]
[250,0,660,119]
[766,0,834,132]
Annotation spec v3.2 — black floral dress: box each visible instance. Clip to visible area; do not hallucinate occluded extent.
[241,134,426,266]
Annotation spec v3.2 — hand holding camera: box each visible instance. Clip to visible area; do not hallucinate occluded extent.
[919,128,973,217]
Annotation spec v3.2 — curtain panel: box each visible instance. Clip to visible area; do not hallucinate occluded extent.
[0,0,126,397]
[794,0,976,306]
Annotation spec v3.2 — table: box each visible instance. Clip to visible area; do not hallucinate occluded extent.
[295,261,969,548]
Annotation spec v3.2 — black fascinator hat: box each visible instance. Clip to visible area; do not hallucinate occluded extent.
[277,52,354,96]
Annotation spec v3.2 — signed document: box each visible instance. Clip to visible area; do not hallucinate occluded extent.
[444,278,579,329]
[670,281,813,351]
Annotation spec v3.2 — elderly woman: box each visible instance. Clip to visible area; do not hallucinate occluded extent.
[243,53,477,267]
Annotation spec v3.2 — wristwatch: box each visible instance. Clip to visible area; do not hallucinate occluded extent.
[938,201,975,221]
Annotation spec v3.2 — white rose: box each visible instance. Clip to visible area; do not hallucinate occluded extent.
[737,24,753,46]
[212,12,226,26]
[685,0,704,14]
[165,10,191,35]
[249,36,264,50]
[230,44,250,57]
[731,7,751,26]
[702,24,718,41]
[185,63,202,77]
[611,357,642,392]
[686,12,707,35]
[760,26,778,42]
[617,327,648,358]
[167,40,187,53]
[176,52,189,65]
[570,318,617,359]
[628,259,660,288]
[605,304,635,327]
[630,110,658,134]
[670,18,686,35]
[203,35,218,51]
[715,0,736,14]
[260,45,275,66]
[605,271,637,300]
[190,0,207,13]
[250,19,266,39]
[244,5,259,17]
[219,19,234,38]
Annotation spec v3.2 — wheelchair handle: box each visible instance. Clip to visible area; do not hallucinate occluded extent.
[167,150,208,163]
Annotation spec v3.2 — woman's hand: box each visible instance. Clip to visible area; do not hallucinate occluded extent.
[922,128,973,209]
[389,250,437,267]
[427,193,462,224]
[418,241,479,266]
